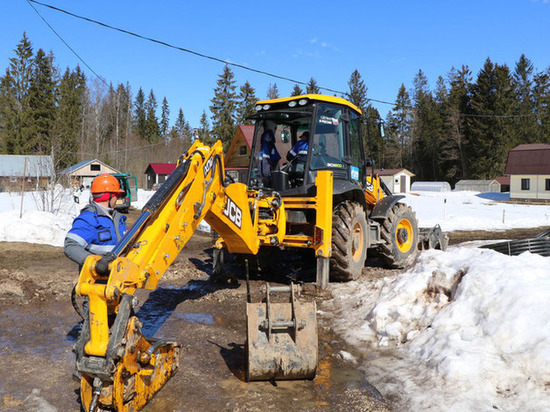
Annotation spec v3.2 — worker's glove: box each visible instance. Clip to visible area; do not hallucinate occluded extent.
[95,252,117,276]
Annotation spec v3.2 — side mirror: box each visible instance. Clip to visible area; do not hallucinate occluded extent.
[281,130,290,144]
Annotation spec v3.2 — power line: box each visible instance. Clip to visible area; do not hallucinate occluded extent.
[25,0,108,87]
[28,0,350,96]
[27,0,539,120]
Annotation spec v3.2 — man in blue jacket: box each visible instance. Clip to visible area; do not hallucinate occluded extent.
[64,174,127,268]
[286,131,309,163]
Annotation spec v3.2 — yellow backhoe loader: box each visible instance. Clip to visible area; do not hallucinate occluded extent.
[73,94,446,411]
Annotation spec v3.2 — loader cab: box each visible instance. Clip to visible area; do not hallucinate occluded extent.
[247,94,365,196]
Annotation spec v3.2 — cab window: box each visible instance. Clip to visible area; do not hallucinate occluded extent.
[311,104,345,170]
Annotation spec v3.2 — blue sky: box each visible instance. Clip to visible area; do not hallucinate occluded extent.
[1,0,549,128]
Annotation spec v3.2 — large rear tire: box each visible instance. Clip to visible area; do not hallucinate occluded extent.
[378,203,419,268]
[330,201,368,281]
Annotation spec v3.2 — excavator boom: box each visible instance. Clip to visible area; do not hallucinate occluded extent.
[74,139,330,411]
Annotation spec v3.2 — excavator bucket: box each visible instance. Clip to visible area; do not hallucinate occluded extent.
[246,283,318,381]
[80,316,180,412]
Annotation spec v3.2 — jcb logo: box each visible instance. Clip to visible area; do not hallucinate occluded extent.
[223,197,242,228]
[203,156,214,177]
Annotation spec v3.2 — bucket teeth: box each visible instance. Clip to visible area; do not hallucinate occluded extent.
[80,316,181,412]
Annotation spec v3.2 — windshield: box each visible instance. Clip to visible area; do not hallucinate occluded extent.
[310,103,345,170]
[248,106,313,186]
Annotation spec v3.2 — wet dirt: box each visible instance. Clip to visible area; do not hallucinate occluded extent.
[0,224,547,412]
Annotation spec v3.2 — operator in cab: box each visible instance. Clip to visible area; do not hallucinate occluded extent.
[286,131,309,162]
[64,174,127,268]
[258,128,281,186]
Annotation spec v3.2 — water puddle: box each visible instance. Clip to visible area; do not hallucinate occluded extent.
[173,312,214,325]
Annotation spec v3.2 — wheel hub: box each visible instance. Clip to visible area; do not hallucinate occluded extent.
[397,228,409,243]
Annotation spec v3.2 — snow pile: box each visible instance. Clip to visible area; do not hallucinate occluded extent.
[403,191,550,231]
[328,247,550,411]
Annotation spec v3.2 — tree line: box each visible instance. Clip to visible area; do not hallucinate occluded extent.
[1,33,549,187]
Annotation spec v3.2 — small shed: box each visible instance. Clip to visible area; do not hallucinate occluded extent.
[373,168,415,194]
[455,179,501,193]
[0,155,54,192]
[495,176,510,192]
[224,125,254,183]
[144,163,177,189]
[411,181,452,192]
[60,159,120,189]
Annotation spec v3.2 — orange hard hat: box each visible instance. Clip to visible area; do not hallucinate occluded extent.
[90,174,124,194]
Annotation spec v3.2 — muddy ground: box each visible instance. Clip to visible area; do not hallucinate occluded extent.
[0,224,546,412]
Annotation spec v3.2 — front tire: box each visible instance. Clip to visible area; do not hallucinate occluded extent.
[330,201,368,281]
[377,203,419,268]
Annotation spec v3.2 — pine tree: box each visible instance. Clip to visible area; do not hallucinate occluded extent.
[444,65,472,180]
[174,108,185,140]
[236,81,257,125]
[54,66,87,168]
[346,69,376,164]
[266,83,279,99]
[306,77,320,94]
[0,33,34,154]
[160,96,170,138]
[174,108,192,147]
[386,84,413,169]
[291,84,303,96]
[346,69,368,112]
[28,49,57,154]
[468,58,516,179]
[533,67,550,143]
[410,70,442,180]
[144,90,160,143]
[134,87,147,141]
[198,110,213,144]
[210,65,237,150]
[512,54,538,144]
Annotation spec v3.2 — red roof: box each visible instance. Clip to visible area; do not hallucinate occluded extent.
[147,163,177,175]
[505,144,550,175]
[495,176,510,185]
[239,125,254,148]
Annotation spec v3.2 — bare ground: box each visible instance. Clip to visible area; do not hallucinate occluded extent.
[0,225,547,412]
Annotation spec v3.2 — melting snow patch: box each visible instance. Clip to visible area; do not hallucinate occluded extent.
[328,248,550,411]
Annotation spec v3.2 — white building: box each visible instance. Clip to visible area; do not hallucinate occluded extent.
[505,144,550,202]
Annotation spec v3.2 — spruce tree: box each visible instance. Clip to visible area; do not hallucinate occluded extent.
[210,65,237,150]
[160,97,170,138]
[267,83,279,99]
[198,110,213,144]
[512,54,537,144]
[468,58,516,179]
[306,77,320,94]
[411,70,442,180]
[145,90,160,143]
[55,66,87,168]
[386,84,413,169]
[346,69,368,112]
[1,33,34,154]
[236,81,257,125]
[291,84,303,96]
[533,67,550,143]
[445,65,472,180]
[28,49,57,154]
[134,87,147,141]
